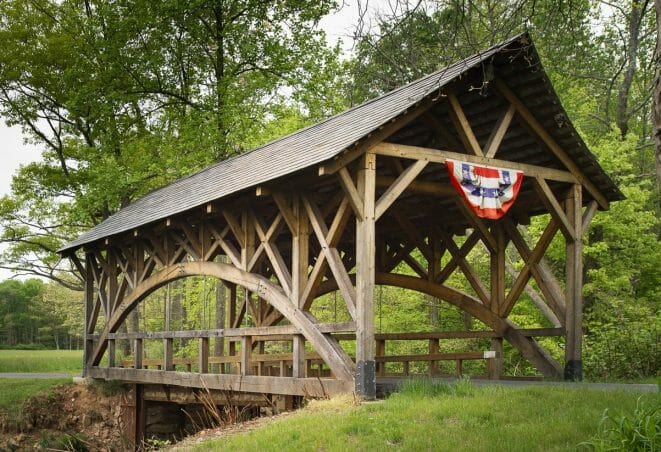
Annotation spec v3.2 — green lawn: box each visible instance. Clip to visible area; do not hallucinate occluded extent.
[192,382,660,451]
[0,378,72,413]
[0,349,82,374]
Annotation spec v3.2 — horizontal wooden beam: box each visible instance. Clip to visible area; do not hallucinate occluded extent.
[373,142,577,183]
[107,322,356,340]
[331,328,565,342]
[87,367,353,397]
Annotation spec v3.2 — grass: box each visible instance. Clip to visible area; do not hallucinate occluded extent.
[191,380,660,451]
[0,349,82,374]
[0,378,72,413]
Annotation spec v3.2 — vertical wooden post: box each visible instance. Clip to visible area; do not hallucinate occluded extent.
[490,224,506,313]
[429,339,439,376]
[227,284,237,373]
[376,339,386,376]
[240,336,252,375]
[107,250,118,315]
[564,184,583,380]
[133,384,145,450]
[355,152,377,399]
[134,338,143,369]
[292,336,306,378]
[199,337,209,374]
[163,338,174,371]
[83,253,95,376]
[488,337,503,379]
[108,339,116,367]
[291,195,308,379]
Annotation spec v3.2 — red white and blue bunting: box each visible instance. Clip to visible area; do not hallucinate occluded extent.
[446,159,524,220]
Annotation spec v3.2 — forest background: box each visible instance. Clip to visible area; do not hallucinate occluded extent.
[0,0,658,381]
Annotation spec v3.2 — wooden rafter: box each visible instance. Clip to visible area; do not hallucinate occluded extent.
[375,160,428,220]
[484,103,516,158]
[446,92,483,157]
[533,177,574,241]
[494,79,609,209]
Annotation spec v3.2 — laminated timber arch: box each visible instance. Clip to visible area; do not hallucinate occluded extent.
[88,261,354,380]
[60,34,623,402]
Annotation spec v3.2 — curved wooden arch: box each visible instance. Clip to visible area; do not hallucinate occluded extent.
[317,272,562,378]
[89,261,354,380]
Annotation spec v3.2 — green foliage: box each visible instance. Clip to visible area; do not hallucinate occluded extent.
[0,0,345,282]
[579,398,661,451]
[39,432,89,452]
[192,386,656,451]
[0,279,83,350]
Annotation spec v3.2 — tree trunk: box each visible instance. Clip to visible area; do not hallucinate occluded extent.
[616,1,647,138]
[654,0,661,209]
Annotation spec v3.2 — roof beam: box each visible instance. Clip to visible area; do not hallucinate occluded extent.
[447,92,484,156]
[372,142,577,183]
[318,93,442,176]
[493,78,609,209]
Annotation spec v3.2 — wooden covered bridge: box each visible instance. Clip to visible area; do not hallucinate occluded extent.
[60,34,621,409]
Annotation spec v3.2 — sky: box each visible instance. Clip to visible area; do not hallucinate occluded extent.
[0,0,390,281]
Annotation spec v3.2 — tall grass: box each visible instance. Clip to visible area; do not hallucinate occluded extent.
[191,382,658,452]
[0,350,82,374]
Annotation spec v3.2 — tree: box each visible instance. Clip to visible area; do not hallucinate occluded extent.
[654,0,661,208]
[0,0,342,286]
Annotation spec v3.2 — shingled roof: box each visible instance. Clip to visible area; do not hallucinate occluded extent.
[59,33,621,253]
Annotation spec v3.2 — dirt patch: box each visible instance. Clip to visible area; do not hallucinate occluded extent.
[0,381,131,451]
[166,410,295,451]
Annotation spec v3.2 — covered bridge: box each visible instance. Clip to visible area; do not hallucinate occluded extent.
[60,33,621,405]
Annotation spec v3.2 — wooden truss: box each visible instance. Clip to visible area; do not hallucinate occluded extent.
[70,78,603,398]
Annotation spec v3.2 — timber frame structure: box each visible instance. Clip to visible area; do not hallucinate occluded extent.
[60,34,622,401]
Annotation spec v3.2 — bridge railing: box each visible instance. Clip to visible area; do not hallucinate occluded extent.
[92,326,563,380]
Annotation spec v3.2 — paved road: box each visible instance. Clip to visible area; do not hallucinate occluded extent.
[0,372,76,379]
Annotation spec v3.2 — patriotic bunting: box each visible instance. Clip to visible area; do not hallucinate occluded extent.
[446,159,524,220]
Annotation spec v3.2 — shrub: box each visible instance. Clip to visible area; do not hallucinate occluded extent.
[579,398,661,451]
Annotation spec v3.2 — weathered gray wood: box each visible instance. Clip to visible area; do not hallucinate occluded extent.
[355,152,377,399]
[373,142,577,183]
[134,338,143,369]
[565,184,583,380]
[374,160,428,220]
[90,261,355,381]
[164,338,174,371]
[88,367,354,397]
[484,103,516,158]
[447,92,484,157]
[490,224,506,312]
[533,177,574,240]
[338,167,364,218]
[199,337,209,374]
[240,336,252,376]
[303,196,357,318]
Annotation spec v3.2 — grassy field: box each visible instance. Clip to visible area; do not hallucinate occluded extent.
[0,378,72,414]
[191,380,660,452]
[0,350,82,374]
